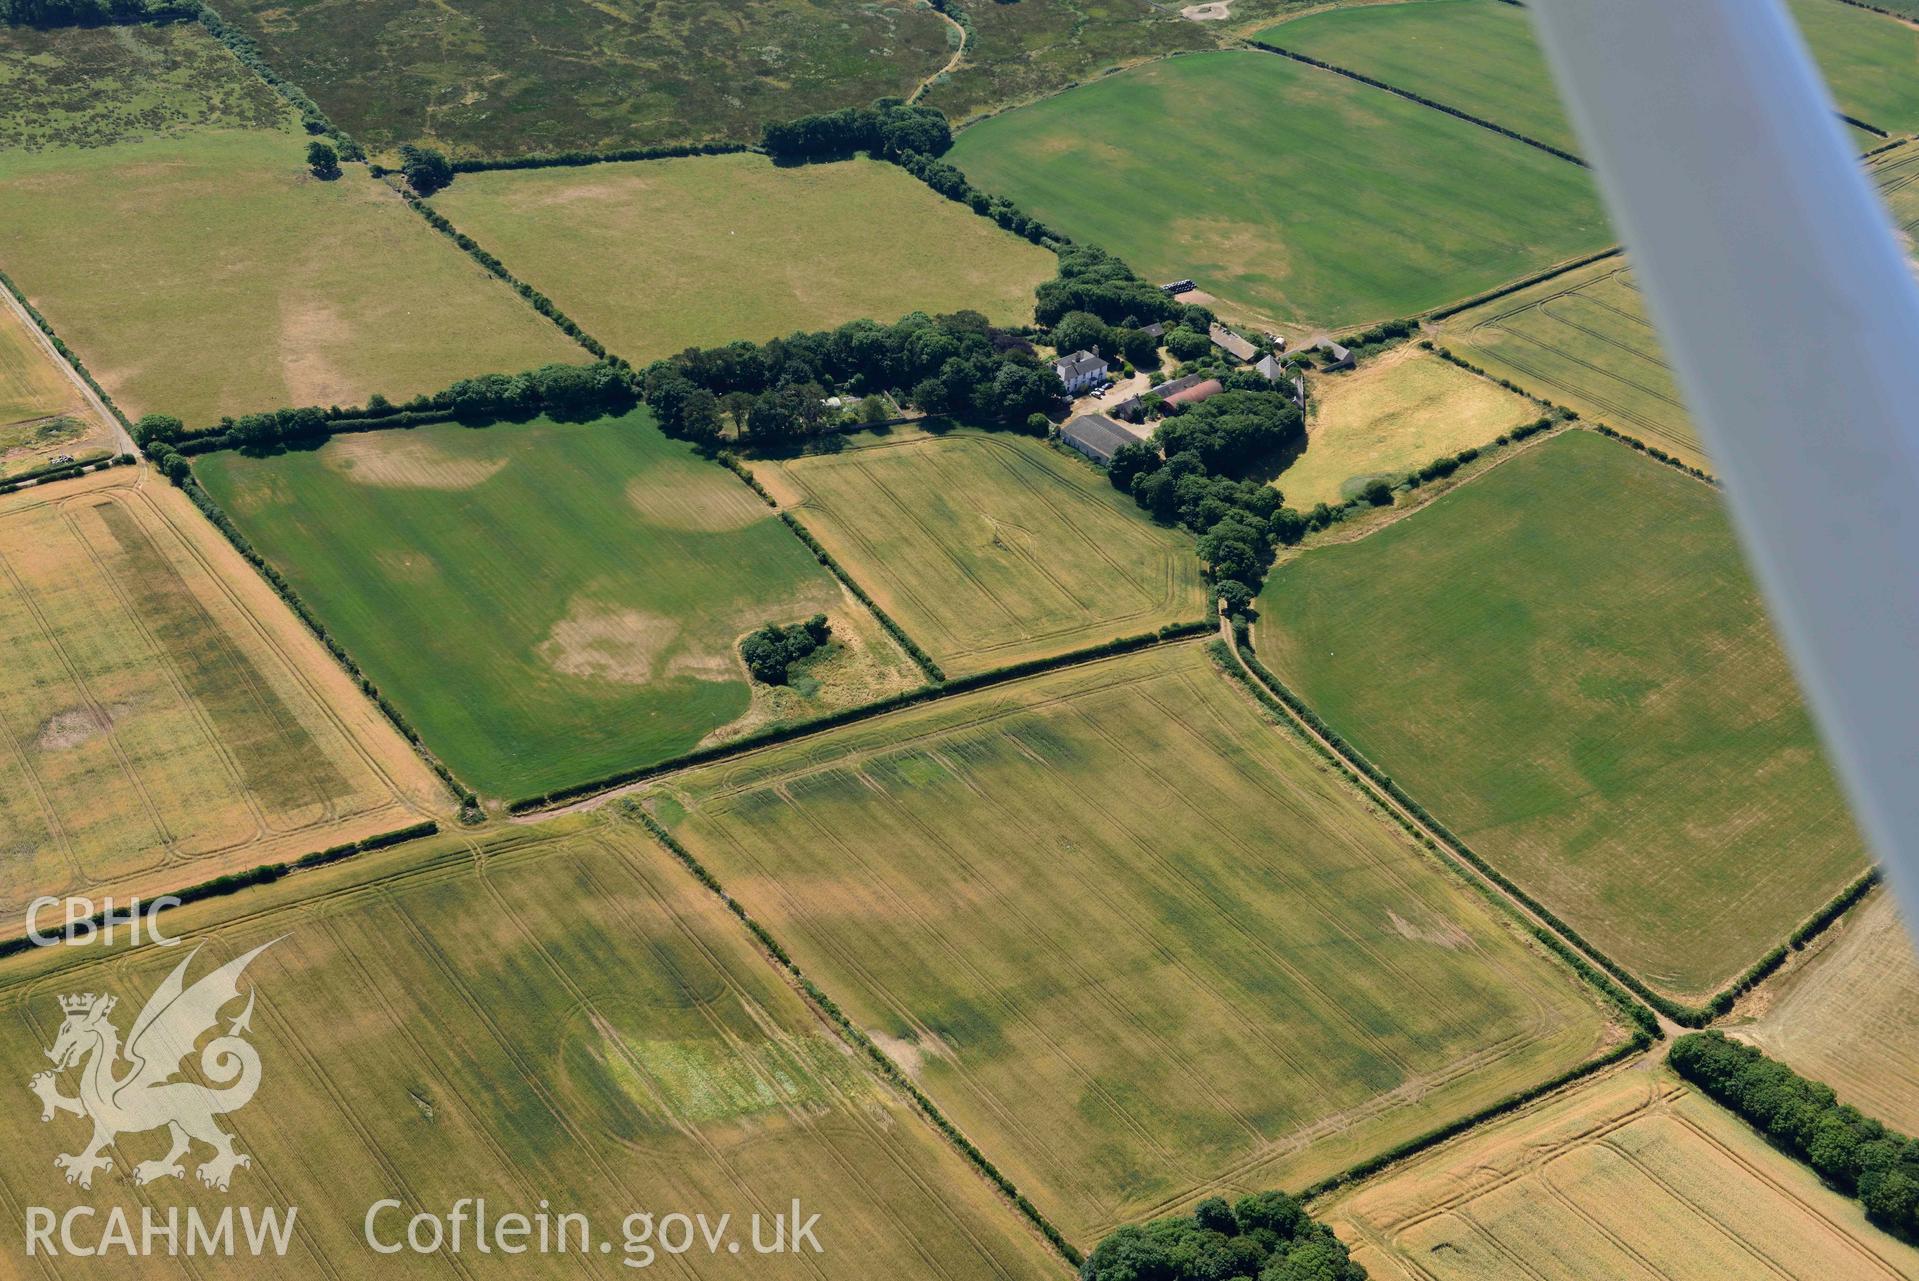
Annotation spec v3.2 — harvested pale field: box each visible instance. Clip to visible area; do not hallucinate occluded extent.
[1432,257,1705,466]
[0,467,443,916]
[1278,346,1539,507]
[756,428,1207,674]
[1738,889,1919,1134]
[429,154,1056,363]
[1322,1060,1919,1280]
[1257,430,1866,1003]
[197,412,919,800]
[0,296,116,479]
[0,815,1066,1278]
[645,642,1620,1246]
[0,22,580,424]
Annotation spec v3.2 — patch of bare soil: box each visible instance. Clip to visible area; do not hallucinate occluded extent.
[1181,1,1232,19]
[1386,908,1471,950]
[324,432,509,490]
[33,706,115,752]
[277,296,356,409]
[537,602,680,684]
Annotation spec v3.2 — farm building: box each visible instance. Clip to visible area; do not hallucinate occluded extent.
[1060,413,1144,465]
[1318,339,1355,371]
[1255,354,1287,382]
[1210,324,1257,362]
[1110,394,1144,422]
[1141,321,1167,340]
[1163,378,1224,410]
[1150,372,1206,399]
[1054,349,1110,394]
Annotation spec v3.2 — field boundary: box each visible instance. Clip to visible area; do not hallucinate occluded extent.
[1427,247,1624,322]
[1231,635,1878,1028]
[0,819,437,959]
[506,622,1211,813]
[171,472,479,812]
[630,807,1085,1268]
[0,269,136,434]
[1241,39,1588,167]
[714,451,948,682]
[401,195,608,358]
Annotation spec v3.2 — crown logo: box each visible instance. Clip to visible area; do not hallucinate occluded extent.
[58,994,108,1016]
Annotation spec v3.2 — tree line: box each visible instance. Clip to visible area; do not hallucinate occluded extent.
[1081,1191,1365,1281]
[761,99,953,164]
[1671,1031,1919,1236]
[132,360,637,467]
[0,0,189,25]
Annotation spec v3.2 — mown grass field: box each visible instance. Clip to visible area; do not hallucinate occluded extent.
[1785,0,1919,136]
[0,468,442,916]
[0,815,1065,1279]
[947,51,1610,332]
[215,0,953,159]
[646,642,1619,1245]
[921,0,1215,125]
[196,413,916,800]
[1278,346,1538,507]
[1261,0,1582,155]
[0,22,580,424]
[1739,890,1919,1135]
[756,428,1207,675]
[0,19,288,152]
[1432,258,1705,465]
[1321,1061,1919,1280]
[430,154,1055,364]
[1257,430,1866,1001]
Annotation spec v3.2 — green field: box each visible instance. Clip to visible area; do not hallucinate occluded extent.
[1257,430,1866,1002]
[430,154,1056,363]
[1432,257,1704,465]
[0,20,288,152]
[195,413,913,800]
[921,0,1215,124]
[947,51,1611,331]
[1262,0,1582,155]
[647,642,1618,1245]
[1263,0,1919,154]
[0,22,581,425]
[0,816,1066,1278]
[213,0,953,159]
[0,468,443,913]
[757,429,1208,674]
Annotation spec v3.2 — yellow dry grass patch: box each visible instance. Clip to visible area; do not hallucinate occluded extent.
[625,457,771,531]
[1323,1059,1919,1279]
[0,298,117,478]
[0,467,444,913]
[321,428,509,489]
[1277,346,1539,508]
[1736,889,1919,1134]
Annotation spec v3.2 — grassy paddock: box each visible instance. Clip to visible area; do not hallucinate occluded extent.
[1785,0,1919,134]
[946,50,1610,332]
[1432,257,1704,465]
[429,154,1055,364]
[1319,1061,1919,1280]
[1257,430,1865,1002]
[1737,889,1919,1135]
[0,816,1066,1279]
[646,643,1619,1246]
[0,299,117,479]
[1278,345,1538,507]
[195,412,915,799]
[214,0,953,159]
[756,428,1207,675]
[0,468,443,914]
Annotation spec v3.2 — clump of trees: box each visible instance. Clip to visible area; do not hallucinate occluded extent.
[1037,245,1210,329]
[740,615,831,685]
[1108,389,1305,610]
[398,143,453,195]
[761,99,953,163]
[1671,1031,1919,1236]
[306,140,340,179]
[1081,1191,1366,1281]
[641,309,1061,447]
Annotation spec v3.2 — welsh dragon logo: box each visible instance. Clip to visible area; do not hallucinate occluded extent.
[28,941,277,1192]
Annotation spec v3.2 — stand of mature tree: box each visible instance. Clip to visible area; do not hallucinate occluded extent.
[740,615,831,685]
[1108,388,1306,612]
[761,99,953,163]
[0,0,190,24]
[1081,1191,1366,1281]
[641,308,1062,447]
[1038,245,1211,330]
[1671,1032,1919,1237]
